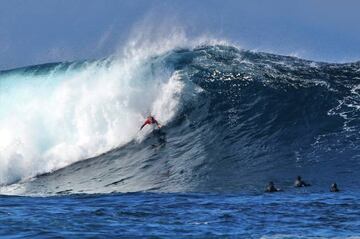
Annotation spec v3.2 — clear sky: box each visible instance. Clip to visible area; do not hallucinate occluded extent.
[1,0,359,70]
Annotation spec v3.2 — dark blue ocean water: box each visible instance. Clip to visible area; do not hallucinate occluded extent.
[1,45,360,238]
[1,192,360,238]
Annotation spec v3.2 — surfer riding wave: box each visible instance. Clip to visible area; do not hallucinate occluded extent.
[140,115,161,130]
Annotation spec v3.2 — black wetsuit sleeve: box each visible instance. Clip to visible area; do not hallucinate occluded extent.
[153,119,160,127]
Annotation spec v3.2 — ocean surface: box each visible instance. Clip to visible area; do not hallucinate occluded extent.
[0,44,359,238]
[1,192,360,238]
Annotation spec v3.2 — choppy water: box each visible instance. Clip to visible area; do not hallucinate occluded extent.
[1,192,360,238]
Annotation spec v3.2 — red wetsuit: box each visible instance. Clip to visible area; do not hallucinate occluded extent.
[140,116,160,130]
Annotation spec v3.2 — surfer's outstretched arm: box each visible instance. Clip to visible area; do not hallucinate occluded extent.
[140,118,151,130]
[153,119,161,128]
[140,121,148,130]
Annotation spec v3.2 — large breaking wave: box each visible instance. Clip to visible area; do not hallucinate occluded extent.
[1,41,360,195]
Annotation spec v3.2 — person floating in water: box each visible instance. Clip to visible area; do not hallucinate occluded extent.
[265,181,281,193]
[140,115,161,130]
[294,176,311,187]
[330,183,340,192]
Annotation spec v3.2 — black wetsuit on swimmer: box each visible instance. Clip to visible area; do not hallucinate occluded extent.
[265,181,280,193]
[294,176,311,187]
[140,116,161,130]
[330,183,340,192]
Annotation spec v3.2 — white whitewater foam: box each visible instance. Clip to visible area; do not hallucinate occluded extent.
[0,24,226,186]
[0,54,184,186]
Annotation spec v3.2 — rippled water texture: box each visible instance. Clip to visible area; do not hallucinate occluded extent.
[1,192,360,238]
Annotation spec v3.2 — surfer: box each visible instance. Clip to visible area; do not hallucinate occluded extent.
[294,176,311,187]
[140,115,161,130]
[265,181,281,193]
[330,183,340,192]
